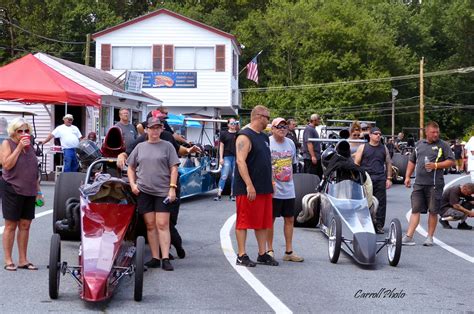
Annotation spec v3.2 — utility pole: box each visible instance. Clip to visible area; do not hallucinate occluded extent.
[85,33,91,66]
[419,57,424,140]
[391,88,398,139]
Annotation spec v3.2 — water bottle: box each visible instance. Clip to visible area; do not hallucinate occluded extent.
[424,156,432,173]
[35,198,44,207]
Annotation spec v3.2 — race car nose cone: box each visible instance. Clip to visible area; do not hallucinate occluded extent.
[353,232,376,265]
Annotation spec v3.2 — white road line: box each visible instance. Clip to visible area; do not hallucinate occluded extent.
[0,209,53,235]
[220,214,292,314]
[405,175,473,263]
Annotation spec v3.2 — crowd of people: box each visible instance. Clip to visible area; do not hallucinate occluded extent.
[0,104,473,272]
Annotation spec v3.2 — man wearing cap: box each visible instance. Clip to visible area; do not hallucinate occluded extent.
[40,114,82,172]
[354,127,393,234]
[267,118,304,262]
[302,114,322,179]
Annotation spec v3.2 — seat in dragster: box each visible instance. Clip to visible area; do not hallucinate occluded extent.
[49,160,145,302]
[296,140,402,266]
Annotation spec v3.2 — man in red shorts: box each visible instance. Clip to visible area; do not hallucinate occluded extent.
[233,105,278,267]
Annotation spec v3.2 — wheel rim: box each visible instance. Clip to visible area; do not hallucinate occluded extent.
[387,221,396,261]
[328,219,336,258]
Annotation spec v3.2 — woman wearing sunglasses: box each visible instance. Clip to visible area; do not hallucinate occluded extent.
[0,118,43,271]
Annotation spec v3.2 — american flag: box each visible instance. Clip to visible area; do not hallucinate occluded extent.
[246,55,259,84]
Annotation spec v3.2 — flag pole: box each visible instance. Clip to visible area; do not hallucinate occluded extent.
[239,50,263,75]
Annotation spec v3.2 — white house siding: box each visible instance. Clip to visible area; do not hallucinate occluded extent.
[95,13,239,114]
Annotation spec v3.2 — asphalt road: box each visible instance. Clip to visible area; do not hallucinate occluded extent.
[0,174,472,313]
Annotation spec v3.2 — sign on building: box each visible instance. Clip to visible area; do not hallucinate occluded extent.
[141,72,197,88]
[125,71,144,93]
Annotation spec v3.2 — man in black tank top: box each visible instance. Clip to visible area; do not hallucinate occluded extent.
[354,127,393,234]
[233,105,278,267]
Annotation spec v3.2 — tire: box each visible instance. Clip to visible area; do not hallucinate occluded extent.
[328,215,342,264]
[134,236,145,302]
[49,233,61,299]
[293,173,320,227]
[387,218,402,266]
[391,153,408,183]
[53,172,86,240]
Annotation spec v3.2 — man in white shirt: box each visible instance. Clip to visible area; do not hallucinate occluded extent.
[40,114,82,172]
[465,136,474,183]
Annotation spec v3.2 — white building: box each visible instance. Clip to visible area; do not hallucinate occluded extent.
[92,9,241,144]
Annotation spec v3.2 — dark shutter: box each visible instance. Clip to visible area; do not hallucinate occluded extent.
[101,44,111,71]
[153,45,163,72]
[164,45,174,72]
[216,45,225,72]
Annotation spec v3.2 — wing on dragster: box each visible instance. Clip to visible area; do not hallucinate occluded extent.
[101,126,125,157]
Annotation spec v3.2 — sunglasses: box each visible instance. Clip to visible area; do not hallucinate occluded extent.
[372,132,382,136]
[229,122,239,126]
[274,125,288,130]
[258,113,270,120]
[16,129,30,134]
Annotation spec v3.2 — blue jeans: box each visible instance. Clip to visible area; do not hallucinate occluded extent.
[63,148,79,172]
[218,156,235,194]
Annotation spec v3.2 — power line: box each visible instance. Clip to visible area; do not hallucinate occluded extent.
[0,18,87,45]
[240,66,474,93]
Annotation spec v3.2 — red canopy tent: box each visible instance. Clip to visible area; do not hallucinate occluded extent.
[0,54,101,107]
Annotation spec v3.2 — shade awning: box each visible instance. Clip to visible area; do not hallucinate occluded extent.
[0,54,101,107]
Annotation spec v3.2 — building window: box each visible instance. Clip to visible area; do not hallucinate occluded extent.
[112,47,152,70]
[175,47,214,70]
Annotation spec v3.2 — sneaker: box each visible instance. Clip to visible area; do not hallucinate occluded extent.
[236,254,256,267]
[457,221,473,230]
[266,250,274,258]
[423,236,434,246]
[402,235,416,246]
[375,225,385,234]
[230,196,236,201]
[161,258,174,271]
[439,218,452,229]
[283,252,304,262]
[213,195,222,201]
[144,258,161,268]
[176,246,186,259]
[257,253,279,266]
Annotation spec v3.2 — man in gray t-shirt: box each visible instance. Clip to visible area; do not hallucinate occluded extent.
[402,122,454,247]
[115,108,137,153]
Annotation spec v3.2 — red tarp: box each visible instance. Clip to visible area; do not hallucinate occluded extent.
[0,54,101,107]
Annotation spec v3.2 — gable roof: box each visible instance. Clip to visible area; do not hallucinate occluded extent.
[92,8,241,53]
[35,53,162,106]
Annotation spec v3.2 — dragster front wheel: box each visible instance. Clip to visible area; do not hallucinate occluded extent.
[134,236,145,301]
[328,215,342,263]
[49,233,61,299]
[387,218,402,266]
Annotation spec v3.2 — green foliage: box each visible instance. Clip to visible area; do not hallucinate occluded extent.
[0,0,472,138]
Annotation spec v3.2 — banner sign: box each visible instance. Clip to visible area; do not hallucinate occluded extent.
[141,72,197,88]
[125,71,144,93]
